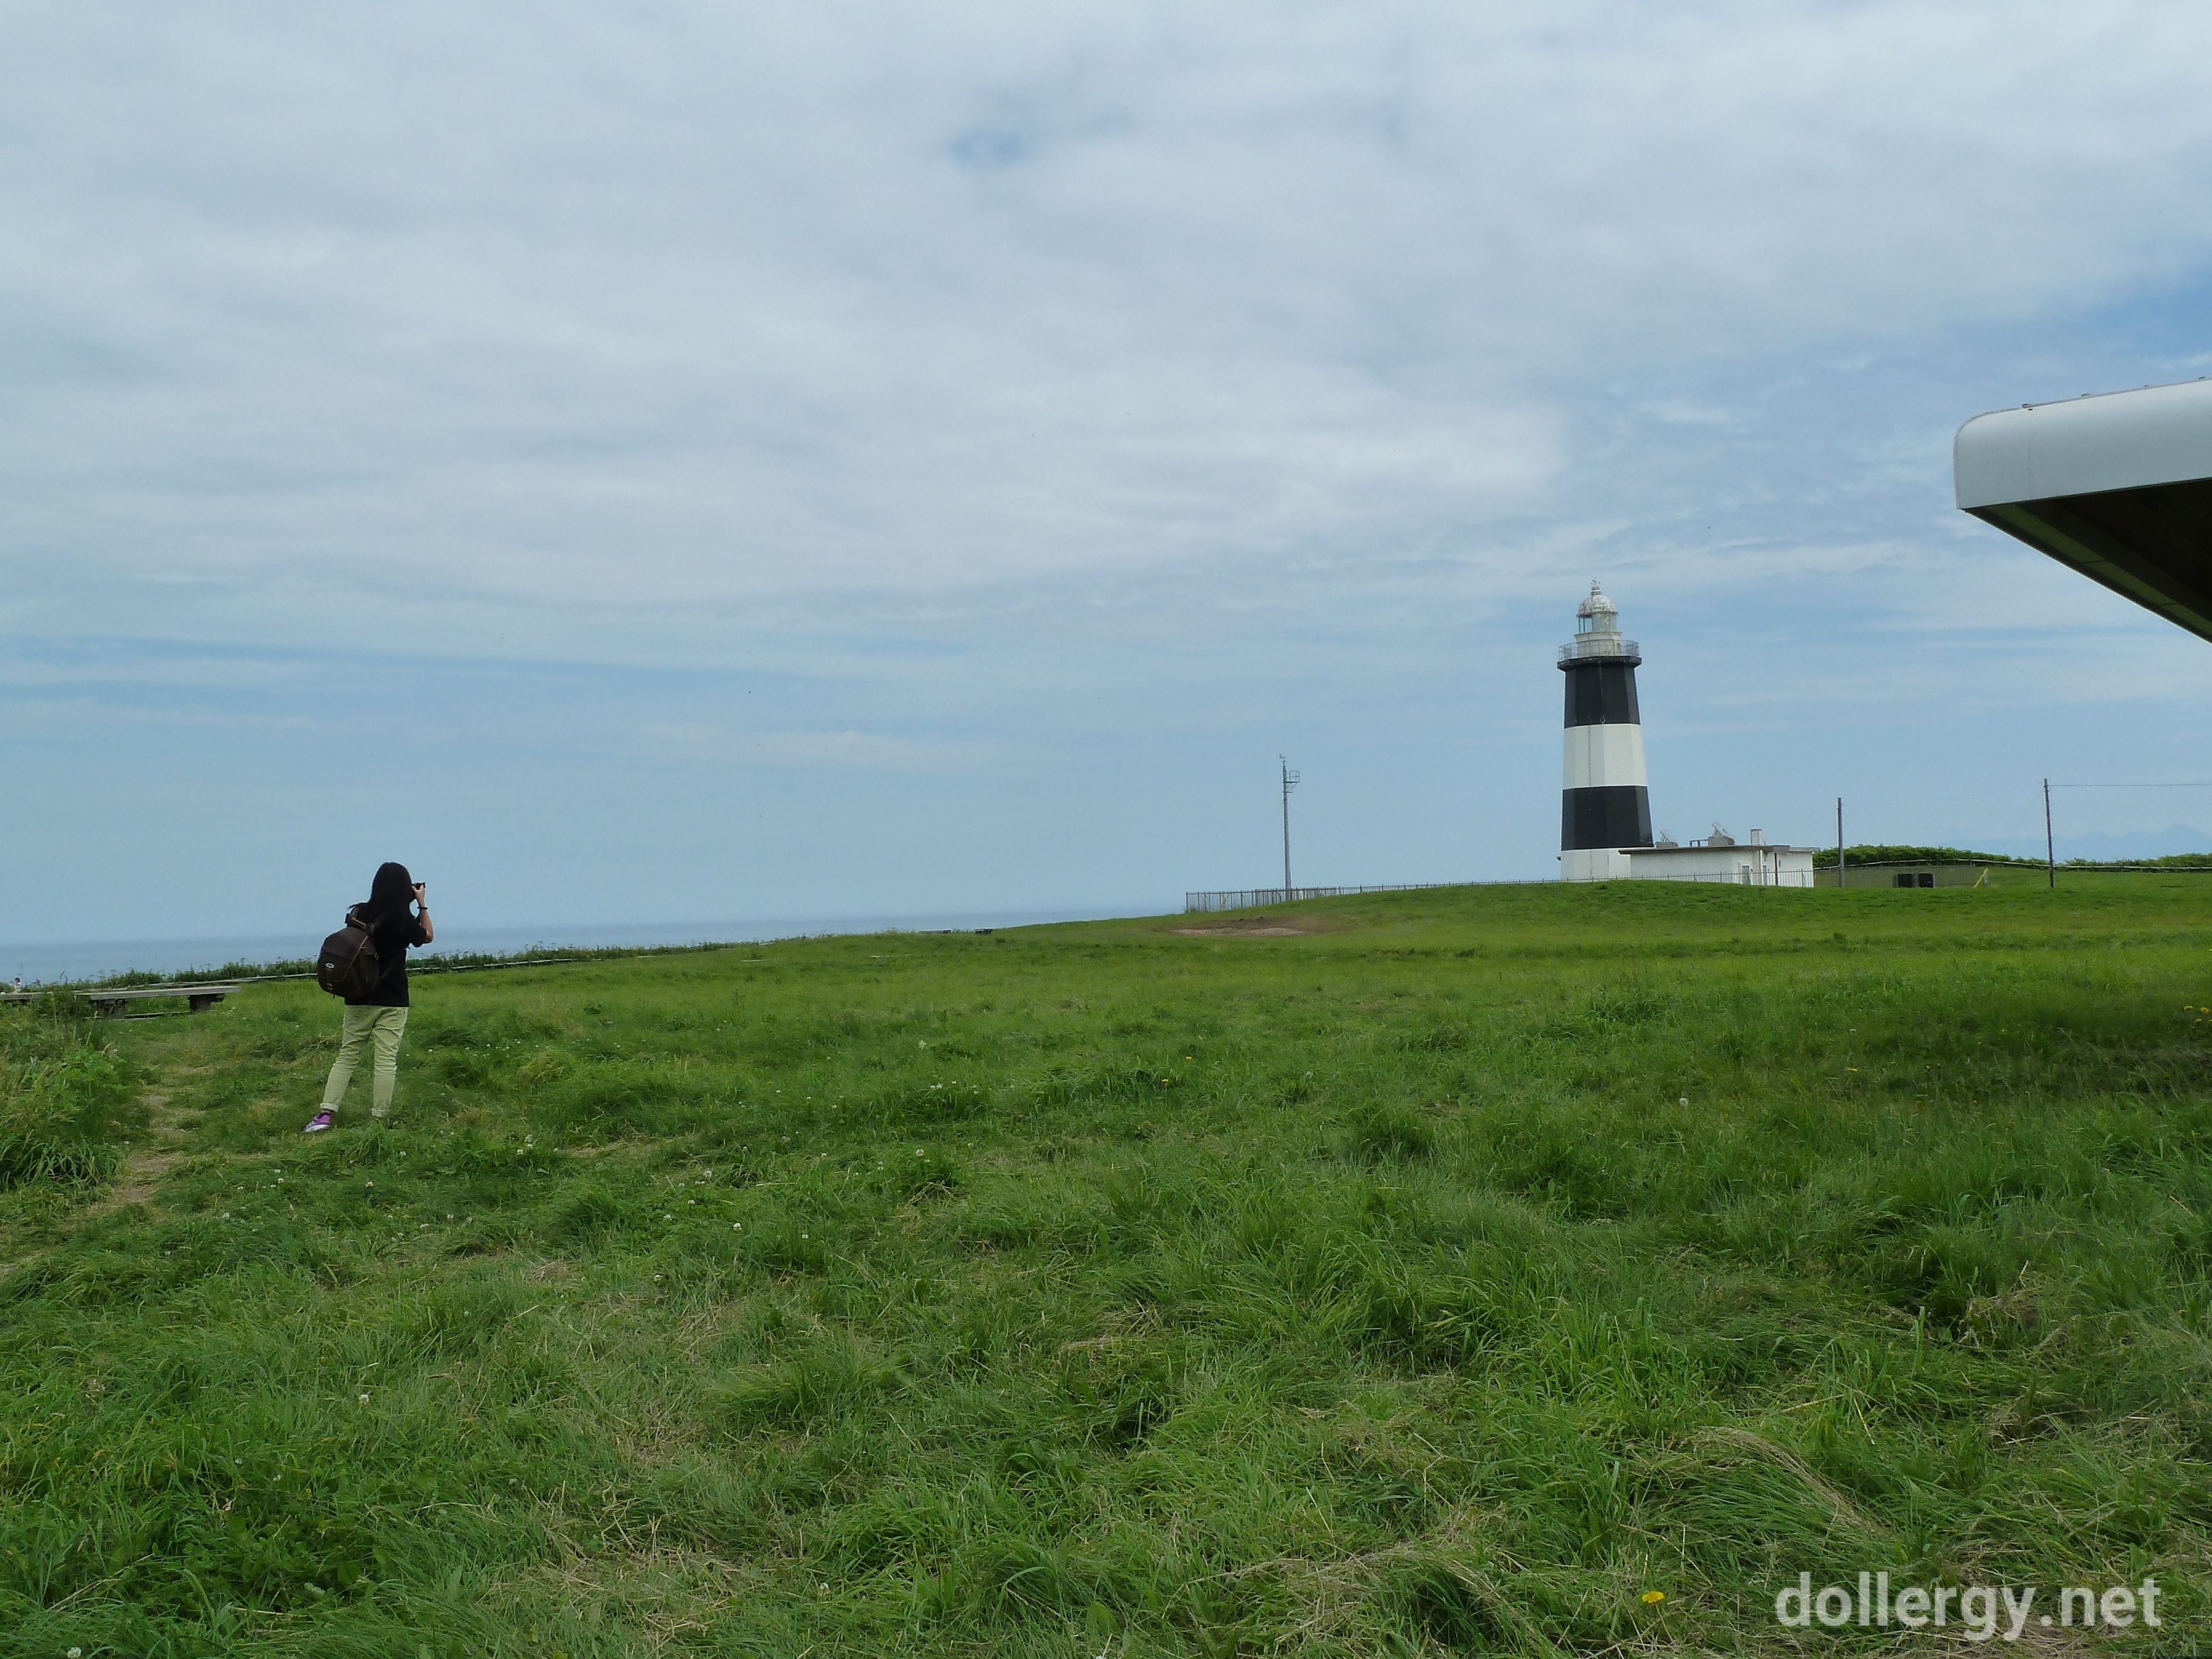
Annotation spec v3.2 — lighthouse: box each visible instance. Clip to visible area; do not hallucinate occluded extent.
[1558,581,1653,880]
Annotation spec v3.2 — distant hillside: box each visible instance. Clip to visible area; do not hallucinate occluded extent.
[1976,825,2212,864]
[1812,844,2037,869]
[2072,851,2212,869]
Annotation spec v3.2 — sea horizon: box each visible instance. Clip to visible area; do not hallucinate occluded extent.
[1,904,1164,987]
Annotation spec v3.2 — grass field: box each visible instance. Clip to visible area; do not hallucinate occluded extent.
[3,875,2210,1656]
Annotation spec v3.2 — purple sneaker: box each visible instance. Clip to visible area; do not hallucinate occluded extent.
[304,1109,335,1134]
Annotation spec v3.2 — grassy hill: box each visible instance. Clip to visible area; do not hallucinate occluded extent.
[4,877,2210,1655]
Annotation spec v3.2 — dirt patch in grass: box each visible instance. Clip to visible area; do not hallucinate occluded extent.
[101,1150,183,1211]
[79,1089,195,1218]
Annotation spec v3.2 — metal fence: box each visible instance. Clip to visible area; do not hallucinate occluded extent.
[1184,882,1485,912]
[1557,636,1640,665]
[1183,872,1828,909]
[1630,869,1819,888]
[1818,859,2212,878]
[1186,858,2212,912]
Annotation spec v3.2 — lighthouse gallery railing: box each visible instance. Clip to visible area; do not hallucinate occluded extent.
[1557,636,1641,665]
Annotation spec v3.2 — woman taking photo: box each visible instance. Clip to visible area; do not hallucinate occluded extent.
[305,862,432,1133]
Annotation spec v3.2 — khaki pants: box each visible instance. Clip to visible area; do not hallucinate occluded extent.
[322,1005,410,1115]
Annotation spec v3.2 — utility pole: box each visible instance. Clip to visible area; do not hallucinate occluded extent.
[1280,757,1300,895]
[2044,778,2056,890]
[1836,797,1844,890]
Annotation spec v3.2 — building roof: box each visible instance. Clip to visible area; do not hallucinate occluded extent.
[1955,378,2212,643]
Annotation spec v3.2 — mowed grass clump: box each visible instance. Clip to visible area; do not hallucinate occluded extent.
[2,875,2210,1655]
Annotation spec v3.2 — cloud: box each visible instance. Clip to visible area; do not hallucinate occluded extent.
[4,1,2212,661]
[3,696,319,739]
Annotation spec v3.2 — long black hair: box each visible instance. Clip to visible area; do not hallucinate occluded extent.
[367,862,414,923]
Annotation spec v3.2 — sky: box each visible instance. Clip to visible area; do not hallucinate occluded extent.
[8,2,2212,947]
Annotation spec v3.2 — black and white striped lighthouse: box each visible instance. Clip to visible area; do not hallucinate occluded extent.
[1558,581,1653,881]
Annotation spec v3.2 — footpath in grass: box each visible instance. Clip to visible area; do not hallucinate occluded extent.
[2,877,2209,1656]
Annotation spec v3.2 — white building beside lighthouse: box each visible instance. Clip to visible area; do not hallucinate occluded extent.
[1558,582,1652,881]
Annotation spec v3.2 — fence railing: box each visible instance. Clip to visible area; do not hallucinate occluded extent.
[1814,858,2212,874]
[1631,869,1818,888]
[1558,636,1641,665]
[1186,858,2212,911]
[1184,872,1825,909]
[1184,882,1485,912]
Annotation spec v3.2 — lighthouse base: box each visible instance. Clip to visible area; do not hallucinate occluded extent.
[1561,847,1636,882]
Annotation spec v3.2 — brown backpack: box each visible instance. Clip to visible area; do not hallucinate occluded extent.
[315,906,383,999]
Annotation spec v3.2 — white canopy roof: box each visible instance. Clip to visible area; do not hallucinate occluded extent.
[1955,377,2212,643]
[1957,378,2212,507]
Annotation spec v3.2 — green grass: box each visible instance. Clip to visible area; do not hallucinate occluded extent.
[4,877,2211,1656]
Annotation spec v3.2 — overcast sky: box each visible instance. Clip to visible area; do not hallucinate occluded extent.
[8,2,2212,947]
